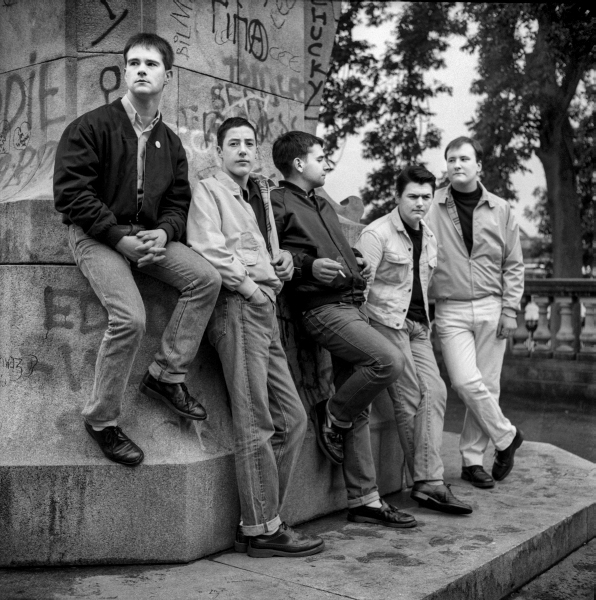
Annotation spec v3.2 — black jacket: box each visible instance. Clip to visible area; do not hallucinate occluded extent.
[54,98,191,249]
[271,181,366,312]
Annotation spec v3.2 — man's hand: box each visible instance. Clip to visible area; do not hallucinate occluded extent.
[247,287,269,305]
[312,258,344,284]
[271,251,294,281]
[356,256,372,281]
[135,229,168,267]
[497,314,517,339]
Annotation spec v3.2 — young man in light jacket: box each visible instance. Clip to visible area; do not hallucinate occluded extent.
[357,165,472,515]
[425,137,524,489]
[186,117,324,559]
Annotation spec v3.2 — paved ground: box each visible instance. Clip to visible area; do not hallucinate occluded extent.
[1,431,594,600]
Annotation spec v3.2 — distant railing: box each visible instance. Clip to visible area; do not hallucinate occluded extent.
[510,279,596,361]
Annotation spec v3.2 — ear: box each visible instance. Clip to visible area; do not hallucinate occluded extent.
[293,157,303,174]
[164,69,173,86]
[477,160,482,173]
[216,145,223,160]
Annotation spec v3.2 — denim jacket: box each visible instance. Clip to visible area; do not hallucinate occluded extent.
[187,171,287,299]
[356,208,437,330]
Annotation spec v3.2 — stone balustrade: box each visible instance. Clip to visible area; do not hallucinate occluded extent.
[510,279,596,361]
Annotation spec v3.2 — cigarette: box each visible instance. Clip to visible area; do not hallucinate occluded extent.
[338,270,346,278]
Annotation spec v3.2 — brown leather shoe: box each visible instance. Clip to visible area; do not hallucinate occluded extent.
[311,399,347,465]
[247,522,325,558]
[411,482,473,515]
[348,500,417,528]
[84,421,144,466]
[461,465,495,488]
[492,428,524,481]
[140,372,207,420]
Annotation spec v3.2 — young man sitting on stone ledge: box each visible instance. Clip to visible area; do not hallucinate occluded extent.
[356,165,472,516]
[186,117,324,558]
[271,131,417,529]
[53,33,221,466]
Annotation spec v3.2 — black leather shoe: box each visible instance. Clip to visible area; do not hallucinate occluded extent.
[84,421,144,466]
[461,465,495,488]
[492,427,524,481]
[411,482,473,515]
[235,525,248,553]
[139,372,207,420]
[348,500,417,528]
[311,399,347,465]
[247,522,325,558]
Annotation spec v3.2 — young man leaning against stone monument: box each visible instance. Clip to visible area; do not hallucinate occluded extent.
[356,165,472,516]
[53,33,221,467]
[425,136,525,489]
[185,117,324,559]
[271,130,417,529]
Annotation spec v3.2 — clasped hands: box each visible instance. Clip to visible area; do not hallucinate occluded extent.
[115,229,167,268]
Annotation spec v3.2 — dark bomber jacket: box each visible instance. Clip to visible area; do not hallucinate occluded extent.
[271,181,366,312]
[54,98,191,249]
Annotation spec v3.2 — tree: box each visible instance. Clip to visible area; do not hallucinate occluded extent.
[322,2,596,276]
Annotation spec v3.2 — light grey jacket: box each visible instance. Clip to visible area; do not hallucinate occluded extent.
[424,183,524,315]
[356,207,437,330]
[187,171,289,299]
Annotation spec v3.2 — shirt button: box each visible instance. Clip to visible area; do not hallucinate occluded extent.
[403,309,406,312]
[408,289,411,292]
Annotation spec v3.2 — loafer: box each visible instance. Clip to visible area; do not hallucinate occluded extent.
[461,465,495,489]
[411,482,473,515]
[247,522,325,558]
[347,499,417,528]
[311,399,347,465]
[235,525,248,553]
[492,427,524,481]
[140,372,207,420]
[84,421,144,466]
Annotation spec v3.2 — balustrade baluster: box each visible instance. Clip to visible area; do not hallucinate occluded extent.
[532,296,552,357]
[578,297,596,361]
[554,296,576,359]
[511,299,529,356]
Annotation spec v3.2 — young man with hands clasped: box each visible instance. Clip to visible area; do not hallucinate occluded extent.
[271,131,417,530]
[54,33,220,466]
[186,118,324,559]
[356,165,472,515]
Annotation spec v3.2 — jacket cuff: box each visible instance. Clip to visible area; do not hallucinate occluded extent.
[501,307,517,318]
[236,275,259,299]
[102,225,127,249]
[158,223,175,244]
[300,255,315,280]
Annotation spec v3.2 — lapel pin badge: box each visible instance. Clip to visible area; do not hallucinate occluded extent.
[155,141,161,148]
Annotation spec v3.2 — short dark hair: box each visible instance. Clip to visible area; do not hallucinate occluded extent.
[217,117,258,148]
[396,165,437,197]
[272,131,325,177]
[123,33,174,71]
[444,136,484,162]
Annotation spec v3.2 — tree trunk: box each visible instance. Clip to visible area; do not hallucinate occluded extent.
[537,115,583,278]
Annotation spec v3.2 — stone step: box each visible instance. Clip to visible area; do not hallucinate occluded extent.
[1,432,594,599]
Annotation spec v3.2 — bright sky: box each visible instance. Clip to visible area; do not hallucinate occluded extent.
[320,7,544,236]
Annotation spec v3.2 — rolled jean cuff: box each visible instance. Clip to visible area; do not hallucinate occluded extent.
[347,490,380,509]
[242,515,282,537]
[148,362,185,384]
[84,418,118,429]
[327,401,352,429]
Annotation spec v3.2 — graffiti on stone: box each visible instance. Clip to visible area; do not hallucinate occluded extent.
[77,0,137,53]
[0,354,38,387]
[99,66,122,105]
[171,0,193,62]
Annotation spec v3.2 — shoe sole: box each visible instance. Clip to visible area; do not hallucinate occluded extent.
[347,514,417,528]
[139,382,207,421]
[411,491,473,515]
[461,472,495,489]
[310,404,343,466]
[492,434,524,482]
[247,540,325,558]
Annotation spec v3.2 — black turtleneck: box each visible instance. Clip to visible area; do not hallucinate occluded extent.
[402,220,428,326]
[452,184,482,255]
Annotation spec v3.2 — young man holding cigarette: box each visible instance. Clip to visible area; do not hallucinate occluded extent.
[271,131,415,529]
[186,118,323,558]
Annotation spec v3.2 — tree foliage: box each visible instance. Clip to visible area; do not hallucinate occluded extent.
[322,2,596,276]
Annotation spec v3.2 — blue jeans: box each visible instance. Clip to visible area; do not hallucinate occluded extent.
[69,225,221,427]
[302,303,405,507]
[371,318,447,483]
[207,290,307,536]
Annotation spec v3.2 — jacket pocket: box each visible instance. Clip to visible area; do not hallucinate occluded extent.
[376,252,410,284]
[239,232,260,266]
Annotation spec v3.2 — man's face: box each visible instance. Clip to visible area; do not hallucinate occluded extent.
[397,182,434,229]
[218,126,257,181]
[446,143,481,189]
[299,144,330,189]
[124,45,171,99]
